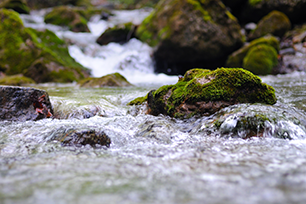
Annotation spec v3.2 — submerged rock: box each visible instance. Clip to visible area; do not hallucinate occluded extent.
[226,35,280,75]
[0,9,90,83]
[79,73,133,87]
[136,0,244,75]
[44,6,90,33]
[0,0,30,14]
[96,22,137,46]
[50,127,111,148]
[0,86,53,121]
[249,10,291,40]
[144,68,276,118]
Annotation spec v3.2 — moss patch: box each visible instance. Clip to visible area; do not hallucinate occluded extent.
[127,95,147,105]
[79,73,133,87]
[0,74,35,86]
[44,6,90,32]
[0,9,89,83]
[226,35,279,68]
[249,10,291,40]
[243,44,278,75]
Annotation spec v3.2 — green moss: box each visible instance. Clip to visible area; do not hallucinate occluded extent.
[243,44,278,75]
[44,6,90,32]
[226,35,279,67]
[0,9,88,83]
[249,10,291,40]
[127,95,147,105]
[149,68,276,118]
[136,12,160,47]
[79,73,132,87]
[248,0,262,6]
[187,0,212,21]
[0,74,35,85]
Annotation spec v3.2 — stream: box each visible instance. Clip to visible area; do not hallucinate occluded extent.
[1,9,306,204]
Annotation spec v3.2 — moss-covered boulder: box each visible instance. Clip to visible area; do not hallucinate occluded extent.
[0,74,35,86]
[249,10,291,40]
[238,0,306,25]
[242,44,278,75]
[136,0,244,75]
[44,6,90,33]
[0,0,30,14]
[0,9,90,83]
[96,22,137,46]
[144,68,276,118]
[226,35,279,71]
[79,73,133,87]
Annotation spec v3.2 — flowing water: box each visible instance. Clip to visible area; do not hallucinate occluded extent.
[1,9,306,204]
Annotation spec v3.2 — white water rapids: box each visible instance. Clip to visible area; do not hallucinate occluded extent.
[1,8,306,204]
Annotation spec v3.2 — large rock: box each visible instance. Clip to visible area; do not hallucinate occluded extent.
[136,0,244,75]
[44,6,90,33]
[249,10,291,40]
[226,35,280,75]
[0,86,53,121]
[145,68,276,118]
[0,0,30,14]
[0,9,90,83]
[96,22,137,46]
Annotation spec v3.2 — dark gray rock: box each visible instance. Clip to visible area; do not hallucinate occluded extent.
[50,127,111,148]
[0,86,53,121]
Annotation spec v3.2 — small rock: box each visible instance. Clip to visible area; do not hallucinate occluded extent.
[50,128,111,148]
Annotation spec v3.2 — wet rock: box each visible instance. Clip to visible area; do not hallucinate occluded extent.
[249,10,291,40]
[0,9,90,83]
[136,0,244,75]
[144,68,276,118]
[44,6,90,33]
[96,22,137,46]
[0,0,30,14]
[226,35,280,75]
[79,73,133,87]
[213,104,305,140]
[0,74,35,86]
[50,128,111,148]
[238,0,306,25]
[0,86,53,121]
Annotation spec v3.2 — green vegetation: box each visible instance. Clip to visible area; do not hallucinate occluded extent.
[243,44,278,75]
[44,6,90,32]
[79,73,133,87]
[0,9,89,83]
[0,74,35,86]
[226,35,279,68]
